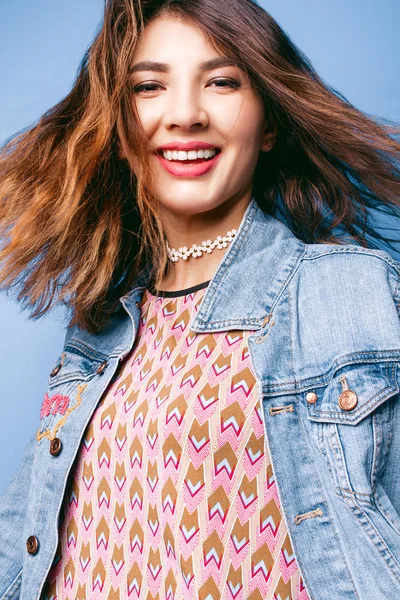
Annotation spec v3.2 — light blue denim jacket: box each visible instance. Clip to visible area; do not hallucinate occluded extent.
[1,196,400,600]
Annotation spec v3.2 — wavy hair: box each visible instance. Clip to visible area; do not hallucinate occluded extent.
[0,0,399,333]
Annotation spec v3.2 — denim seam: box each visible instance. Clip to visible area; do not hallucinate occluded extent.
[1,568,22,600]
[379,389,397,481]
[261,352,400,393]
[287,286,295,394]
[195,244,306,328]
[65,341,108,362]
[373,491,400,537]
[333,422,355,496]
[347,498,400,583]
[371,406,380,495]
[393,272,400,314]
[309,362,397,423]
[303,245,400,273]
[195,200,257,322]
[48,371,97,388]
[296,399,361,598]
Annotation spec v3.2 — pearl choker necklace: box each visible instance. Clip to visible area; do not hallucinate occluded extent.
[166,228,237,262]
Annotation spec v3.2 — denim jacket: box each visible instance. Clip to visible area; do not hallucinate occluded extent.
[1,196,400,600]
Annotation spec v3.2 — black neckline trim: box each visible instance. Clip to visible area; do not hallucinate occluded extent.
[147,280,211,298]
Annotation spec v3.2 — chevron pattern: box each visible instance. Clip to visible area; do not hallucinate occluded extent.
[41,286,309,600]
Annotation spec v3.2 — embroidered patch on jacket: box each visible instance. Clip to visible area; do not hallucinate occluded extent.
[36,383,87,443]
[40,393,70,418]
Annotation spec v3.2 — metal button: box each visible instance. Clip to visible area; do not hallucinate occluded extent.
[135,300,140,307]
[338,390,358,411]
[96,361,108,375]
[50,364,61,377]
[306,392,318,404]
[26,535,39,555]
[49,437,62,456]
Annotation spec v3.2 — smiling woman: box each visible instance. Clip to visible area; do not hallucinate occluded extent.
[0,1,400,600]
[126,13,273,263]
[0,0,399,331]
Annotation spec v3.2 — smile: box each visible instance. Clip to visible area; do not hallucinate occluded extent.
[155,148,222,178]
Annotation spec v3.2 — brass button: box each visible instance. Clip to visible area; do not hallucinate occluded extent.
[49,437,62,456]
[338,390,358,411]
[96,361,108,375]
[26,535,39,555]
[50,364,61,377]
[135,300,140,307]
[306,392,318,404]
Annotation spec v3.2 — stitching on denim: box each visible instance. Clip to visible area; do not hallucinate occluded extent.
[303,245,400,273]
[333,422,354,495]
[39,392,70,420]
[379,373,397,474]
[287,285,296,396]
[36,383,87,442]
[1,568,22,600]
[48,371,95,387]
[295,393,361,598]
[195,242,306,328]
[309,387,397,423]
[393,273,400,315]
[195,200,258,322]
[373,491,400,537]
[260,399,318,598]
[261,352,400,394]
[309,363,397,423]
[348,498,400,582]
[65,341,108,362]
[371,405,380,494]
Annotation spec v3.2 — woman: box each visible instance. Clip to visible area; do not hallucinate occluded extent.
[0,0,399,599]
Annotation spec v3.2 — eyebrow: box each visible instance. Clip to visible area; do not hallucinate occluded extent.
[129,56,239,74]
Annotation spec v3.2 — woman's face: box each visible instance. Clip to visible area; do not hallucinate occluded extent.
[130,15,272,218]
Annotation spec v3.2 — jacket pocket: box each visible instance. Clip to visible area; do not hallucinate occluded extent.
[305,360,398,501]
[304,360,400,577]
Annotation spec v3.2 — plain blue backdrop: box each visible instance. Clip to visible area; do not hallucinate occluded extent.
[0,0,399,493]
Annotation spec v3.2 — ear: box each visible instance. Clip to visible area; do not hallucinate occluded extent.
[260,119,278,152]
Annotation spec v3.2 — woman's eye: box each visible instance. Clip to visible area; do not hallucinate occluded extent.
[132,78,241,94]
[209,78,241,89]
[132,83,162,94]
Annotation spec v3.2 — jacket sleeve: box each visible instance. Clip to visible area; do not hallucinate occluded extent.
[379,260,400,518]
[0,432,37,600]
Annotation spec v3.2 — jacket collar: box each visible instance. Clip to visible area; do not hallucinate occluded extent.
[121,197,306,333]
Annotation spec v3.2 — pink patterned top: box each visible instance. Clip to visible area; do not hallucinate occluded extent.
[41,281,310,600]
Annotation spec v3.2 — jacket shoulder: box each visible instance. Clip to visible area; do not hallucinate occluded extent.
[292,243,400,355]
[301,243,400,301]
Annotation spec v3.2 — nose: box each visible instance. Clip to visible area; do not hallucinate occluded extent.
[163,86,209,130]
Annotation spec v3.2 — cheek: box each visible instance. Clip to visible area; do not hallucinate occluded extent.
[131,99,158,134]
[213,99,265,150]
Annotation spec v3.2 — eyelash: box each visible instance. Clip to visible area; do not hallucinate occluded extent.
[132,78,241,94]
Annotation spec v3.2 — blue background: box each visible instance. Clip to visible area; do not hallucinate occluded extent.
[0,0,399,493]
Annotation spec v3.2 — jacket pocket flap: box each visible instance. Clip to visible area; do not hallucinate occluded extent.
[47,347,107,388]
[306,361,399,425]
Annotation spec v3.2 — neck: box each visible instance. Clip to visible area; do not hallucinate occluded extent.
[158,194,251,291]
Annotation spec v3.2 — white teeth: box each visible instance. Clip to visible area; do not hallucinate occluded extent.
[162,148,218,161]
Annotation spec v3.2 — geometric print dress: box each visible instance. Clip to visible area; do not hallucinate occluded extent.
[41,281,310,600]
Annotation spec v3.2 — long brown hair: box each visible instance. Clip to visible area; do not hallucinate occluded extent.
[0,0,399,333]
